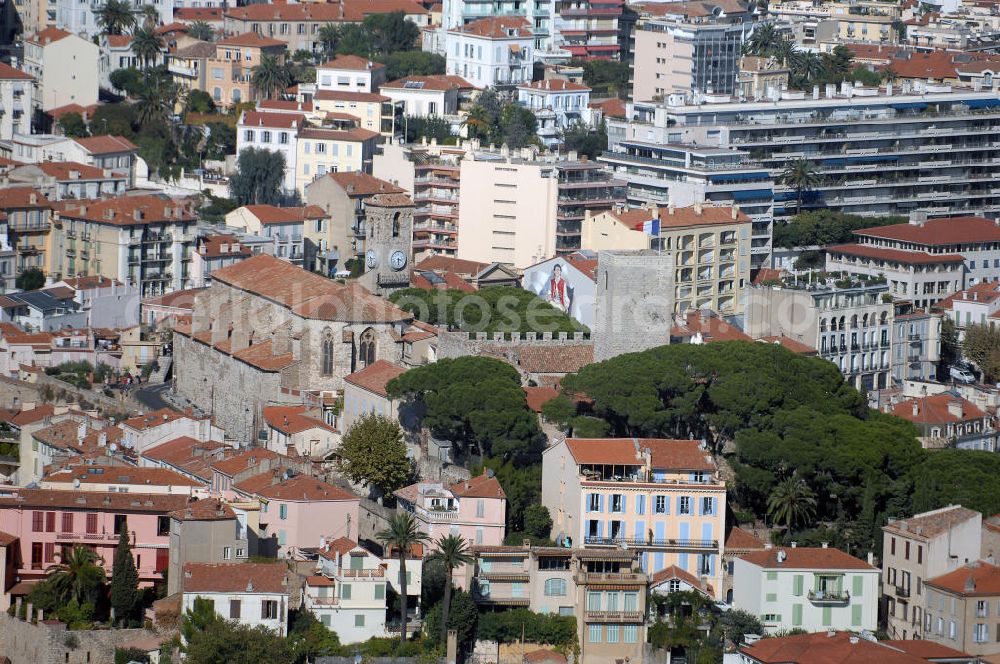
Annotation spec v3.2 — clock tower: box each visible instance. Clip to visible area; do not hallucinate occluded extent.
[358,193,414,295]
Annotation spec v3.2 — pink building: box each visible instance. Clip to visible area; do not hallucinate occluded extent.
[0,487,190,596]
[394,472,507,546]
[232,472,360,557]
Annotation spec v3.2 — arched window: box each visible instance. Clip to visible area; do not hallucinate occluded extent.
[359,328,376,368]
[392,212,401,238]
[544,578,566,596]
[321,334,334,376]
[880,311,888,325]
[850,314,858,329]
[820,318,828,332]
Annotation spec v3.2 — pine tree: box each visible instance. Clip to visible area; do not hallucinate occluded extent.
[111,527,140,626]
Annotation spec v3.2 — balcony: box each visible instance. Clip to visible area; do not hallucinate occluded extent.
[807,589,850,604]
[895,585,910,598]
[584,611,644,623]
[574,572,646,586]
[584,537,717,550]
[307,596,339,606]
[340,568,385,578]
[480,570,530,582]
[413,505,459,521]
[472,590,530,606]
[58,531,116,542]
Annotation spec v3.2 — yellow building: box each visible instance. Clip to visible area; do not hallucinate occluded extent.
[312,90,396,137]
[580,208,651,252]
[0,187,52,276]
[294,127,381,193]
[204,32,287,108]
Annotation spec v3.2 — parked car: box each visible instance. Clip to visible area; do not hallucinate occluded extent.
[950,365,976,383]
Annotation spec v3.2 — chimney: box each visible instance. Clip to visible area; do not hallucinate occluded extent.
[790,541,797,548]
[965,574,977,593]
[693,202,703,215]
[947,399,964,419]
[668,203,675,215]
[821,541,828,548]
[912,401,919,417]
[867,551,875,566]
[731,205,740,220]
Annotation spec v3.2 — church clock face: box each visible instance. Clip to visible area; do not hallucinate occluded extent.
[390,250,407,271]
[365,249,378,269]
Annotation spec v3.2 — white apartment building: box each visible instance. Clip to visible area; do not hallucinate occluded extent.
[381,75,471,119]
[315,55,387,94]
[827,214,1000,308]
[181,562,290,636]
[236,111,305,194]
[0,64,34,141]
[517,79,592,148]
[22,28,99,111]
[441,0,554,50]
[733,545,880,634]
[445,16,534,89]
[609,83,1000,224]
[54,0,172,39]
[939,281,1000,337]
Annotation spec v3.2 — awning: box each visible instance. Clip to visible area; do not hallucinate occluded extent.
[731,189,773,201]
[509,45,521,53]
[891,102,928,110]
[965,98,1000,109]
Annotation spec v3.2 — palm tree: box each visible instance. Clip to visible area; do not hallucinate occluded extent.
[789,50,824,89]
[770,37,796,67]
[134,80,176,127]
[251,54,292,100]
[767,478,817,530]
[317,23,340,58]
[743,22,776,56]
[428,534,474,644]
[187,20,215,42]
[779,157,821,214]
[96,0,136,35]
[130,26,164,71]
[377,513,430,646]
[138,3,159,28]
[47,545,106,606]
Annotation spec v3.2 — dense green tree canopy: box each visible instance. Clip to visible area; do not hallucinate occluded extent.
[229,148,286,205]
[772,210,905,248]
[378,51,446,80]
[338,412,412,497]
[908,451,1000,517]
[476,609,576,645]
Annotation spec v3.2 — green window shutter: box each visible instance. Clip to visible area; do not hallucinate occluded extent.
[851,604,862,627]
[852,575,863,597]
[792,604,802,627]
[374,584,385,600]
[822,606,832,627]
[766,571,778,581]
[765,593,777,602]
[793,575,803,597]
[341,584,352,600]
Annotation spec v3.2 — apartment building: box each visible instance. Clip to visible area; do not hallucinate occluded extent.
[939,281,1000,336]
[0,187,51,275]
[733,545,880,633]
[827,215,1000,309]
[0,63,34,141]
[7,162,128,201]
[312,90,395,137]
[54,0,171,39]
[599,142,774,270]
[304,538,391,643]
[882,506,985,640]
[609,83,1000,223]
[304,171,405,274]
[924,561,1000,657]
[395,472,507,546]
[740,630,979,664]
[39,136,139,187]
[167,498,249,595]
[316,55,387,94]
[440,0,554,50]
[381,75,475,120]
[463,544,647,664]
[341,359,407,432]
[516,79,592,149]
[261,405,338,460]
[891,307,942,383]
[554,0,624,59]
[541,437,726,595]
[445,16,534,89]
[891,393,996,451]
[294,127,380,193]
[236,111,305,194]
[630,0,751,101]
[225,204,325,266]
[181,562,289,636]
[746,277,896,390]
[22,27,99,111]
[206,33,287,108]
[52,195,197,297]
[167,41,216,97]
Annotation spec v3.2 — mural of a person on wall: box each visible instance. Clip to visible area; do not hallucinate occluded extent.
[546,263,573,314]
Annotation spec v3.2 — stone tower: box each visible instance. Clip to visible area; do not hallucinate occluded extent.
[593,250,675,362]
[358,193,414,295]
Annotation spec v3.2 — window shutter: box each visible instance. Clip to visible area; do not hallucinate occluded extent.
[636,495,645,515]
[853,575,864,597]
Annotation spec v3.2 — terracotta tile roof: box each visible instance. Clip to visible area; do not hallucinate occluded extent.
[28,27,72,45]
[411,270,475,292]
[155,22,189,35]
[33,161,117,180]
[173,40,218,59]
[313,90,390,103]
[753,267,787,285]
[0,62,33,80]
[72,135,138,154]
[208,254,411,323]
[758,335,817,355]
[169,497,235,521]
[256,99,314,112]
[588,97,626,118]
[3,404,55,426]
[318,54,385,70]
[855,216,1000,246]
[522,650,567,664]
[650,564,711,594]
[342,0,428,20]
[141,436,229,481]
[32,420,111,454]
[519,79,591,92]
[262,405,335,435]
[451,472,505,499]
[257,474,356,501]
[45,465,201,487]
[926,561,1000,596]
[231,339,298,372]
[174,7,223,21]
[880,640,976,659]
[183,562,288,594]
[414,255,487,275]
[739,546,877,571]
[122,408,191,431]
[671,310,751,342]
[323,171,403,196]
[563,253,598,281]
[0,530,17,546]
[892,393,987,425]
[217,32,286,48]
[383,75,477,91]
[211,448,281,477]
[564,438,716,471]
[196,234,252,259]
[0,488,190,512]
[453,15,531,38]
[935,281,1000,310]
[141,287,206,310]
[297,126,380,142]
[826,243,965,265]
[524,385,559,412]
[106,34,132,48]
[506,344,594,374]
[344,360,407,397]
[0,186,51,210]
[226,0,424,22]
[883,506,981,540]
[740,630,966,664]
[240,204,324,224]
[367,192,413,207]
[239,111,306,130]
[616,204,749,229]
[306,574,336,587]
[725,526,767,551]
[5,331,56,346]
[58,195,194,226]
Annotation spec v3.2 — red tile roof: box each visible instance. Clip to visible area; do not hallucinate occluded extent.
[174,7,223,21]
[231,339,298,372]
[883,506,980,540]
[524,386,560,412]
[382,75,477,91]
[306,574,336,587]
[588,97,626,118]
[4,404,56,427]
[217,32,286,48]
[650,564,712,595]
[926,560,1000,596]
[615,204,749,229]
[739,546,877,571]
[262,405,335,435]
[122,408,192,431]
[414,256,487,275]
[141,287,207,310]
[522,650,567,664]
[0,530,17,546]
[208,254,411,323]
[519,79,591,92]
[725,526,767,551]
[880,640,977,659]
[453,15,531,38]
[45,465,201,487]
[240,204,324,224]
[196,234,252,259]
[318,54,385,70]
[106,34,132,48]
[671,310,751,342]
[255,474,357,501]
[0,62,33,81]
[0,186,50,210]
[344,360,407,397]
[826,243,965,265]
[935,281,1000,310]
[757,335,817,355]
[140,436,229,481]
[489,344,593,375]
[297,126,380,142]
[0,488,190,512]
[323,171,403,196]
[451,472,505,499]
[170,497,235,521]
[313,90,390,103]
[211,448,281,477]
[28,27,72,45]
[183,562,288,594]
[564,438,716,471]
[72,135,138,154]
[892,393,988,425]
[855,216,1000,246]
[740,630,969,664]
[33,161,117,180]
[256,99,314,112]
[58,195,194,226]
[239,111,306,129]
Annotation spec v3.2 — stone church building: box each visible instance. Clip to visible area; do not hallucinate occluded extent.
[173,254,412,440]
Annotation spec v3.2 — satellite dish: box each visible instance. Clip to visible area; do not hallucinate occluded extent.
[110,443,118,452]
[73,479,81,488]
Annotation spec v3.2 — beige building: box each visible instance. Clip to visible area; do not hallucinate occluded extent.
[312,90,394,137]
[205,33,288,108]
[924,561,1000,657]
[22,27,99,111]
[737,56,791,100]
[463,544,647,664]
[882,506,999,641]
[294,127,380,194]
[580,208,652,252]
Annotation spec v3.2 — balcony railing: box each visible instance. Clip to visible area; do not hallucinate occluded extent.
[584,611,644,623]
[584,536,718,549]
[341,568,385,578]
[58,531,116,541]
[895,585,910,598]
[808,589,850,604]
[574,572,646,585]
[308,596,339,606]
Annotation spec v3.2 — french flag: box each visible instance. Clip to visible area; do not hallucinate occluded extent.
[635,218,660,236]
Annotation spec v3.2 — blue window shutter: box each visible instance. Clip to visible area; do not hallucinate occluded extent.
[676,496,683,513]
[709,497,716,515]
[702,523,713,545]
[636,495,645,515]
[634,520,645,541]
[620,495,627,513]
[679,522,690,542]
[664,496,670,515]
[708,554,715,576]
[654,521,665,541]
[697,497,704,516]
[585,493,592,513]
[598,495,605,513]
[597,521,604,538]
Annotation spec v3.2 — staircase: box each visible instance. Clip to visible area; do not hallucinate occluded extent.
[148,356,172,384]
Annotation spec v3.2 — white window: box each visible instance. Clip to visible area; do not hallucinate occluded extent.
[223,546,232,559]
